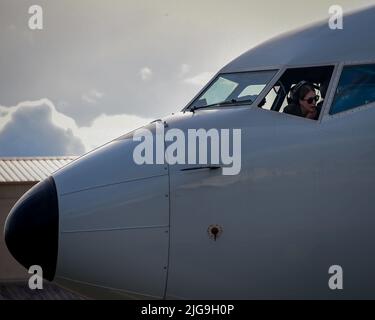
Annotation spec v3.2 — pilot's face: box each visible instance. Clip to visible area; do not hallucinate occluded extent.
[299,90,317,114]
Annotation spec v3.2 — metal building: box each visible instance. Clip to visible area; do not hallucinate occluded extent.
[0,157,81,299]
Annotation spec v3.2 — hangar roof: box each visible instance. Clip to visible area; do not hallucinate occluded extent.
[0,157,77,183]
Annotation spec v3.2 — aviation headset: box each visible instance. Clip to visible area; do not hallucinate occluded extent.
[288,80,314,104]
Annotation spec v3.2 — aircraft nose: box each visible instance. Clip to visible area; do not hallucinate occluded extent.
[3,176,59,281]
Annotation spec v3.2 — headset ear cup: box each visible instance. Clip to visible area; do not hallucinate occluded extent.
[288,85,297,104]
[292,87,297,103]
[287,88,295,104]
[290,80,309,104]
[287,95,292,104]
[290,84,299,103]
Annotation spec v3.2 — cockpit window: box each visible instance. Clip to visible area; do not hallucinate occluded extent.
[257,65,334,121]
[330,64,375,115]
[188,70,277,110]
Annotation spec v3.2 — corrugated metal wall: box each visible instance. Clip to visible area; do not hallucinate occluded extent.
[0,183,37,281]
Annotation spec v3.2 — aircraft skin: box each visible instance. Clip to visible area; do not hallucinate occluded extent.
[4,6,375,299]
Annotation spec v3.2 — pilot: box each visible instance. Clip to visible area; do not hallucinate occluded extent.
[284,81,320,120]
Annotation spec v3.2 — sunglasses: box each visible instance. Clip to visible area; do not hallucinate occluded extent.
[302,95,320,104]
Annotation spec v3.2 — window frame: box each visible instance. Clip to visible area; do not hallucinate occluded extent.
[182,62,350,123]
[256,63,340,123]
[182,67,280,112]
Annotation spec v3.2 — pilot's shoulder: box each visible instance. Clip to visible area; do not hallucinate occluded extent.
[283,104,299,115]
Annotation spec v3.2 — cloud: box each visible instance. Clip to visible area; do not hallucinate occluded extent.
[81,89,104,104]
[179,63,191,77]
[91,89,104,98]
[0,100,85,156]
[184,71,214,86]
[81,94,96,104]
[140,67,153,81]
[78,113,153,151]
[0,99,153,156]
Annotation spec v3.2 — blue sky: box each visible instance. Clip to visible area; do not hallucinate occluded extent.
[0,0,374,155]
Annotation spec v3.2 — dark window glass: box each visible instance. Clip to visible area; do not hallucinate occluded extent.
[330,64,375,115]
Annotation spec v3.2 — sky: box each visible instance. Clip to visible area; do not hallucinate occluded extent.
[0,0,374,156]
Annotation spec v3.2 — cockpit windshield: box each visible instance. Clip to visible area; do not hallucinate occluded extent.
[187,70,277,111]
